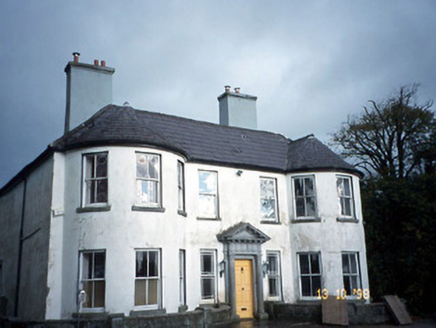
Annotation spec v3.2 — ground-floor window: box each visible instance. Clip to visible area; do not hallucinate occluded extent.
[179,249,186,305]
[298,252,322,298]
[200,249,217,301]
[342,252,361,296]
[135,249,161,308]
[79,250,106,309]
[267,251,282,298]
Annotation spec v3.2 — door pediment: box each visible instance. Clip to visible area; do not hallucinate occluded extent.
[217,222,270,244]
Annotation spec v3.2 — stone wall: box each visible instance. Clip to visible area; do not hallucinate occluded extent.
[265,301,391,325]
[0,305,232,328]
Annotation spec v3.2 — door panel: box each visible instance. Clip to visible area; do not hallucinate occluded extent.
[235,259,254,318]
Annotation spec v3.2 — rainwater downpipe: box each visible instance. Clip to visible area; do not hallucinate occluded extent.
[14,178,27,317]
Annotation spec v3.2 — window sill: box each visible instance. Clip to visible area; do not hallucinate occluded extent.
[291,217,321,223]
[76,205,111,213]
[72,310,107,318]
[197,217,221,221]
[178,210,188,217]
[260,220,281,225]
[132,206,165,212]
[336,217,358,223]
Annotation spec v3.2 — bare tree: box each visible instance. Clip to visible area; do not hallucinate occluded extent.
[332,84,435,178]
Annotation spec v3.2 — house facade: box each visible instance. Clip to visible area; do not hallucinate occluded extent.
[0,55,369,321]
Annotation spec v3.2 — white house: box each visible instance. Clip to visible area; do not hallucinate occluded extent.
[0,54,369,321]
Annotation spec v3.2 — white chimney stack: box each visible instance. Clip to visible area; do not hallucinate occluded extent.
[64,53,115,133]
[218,86,258,129]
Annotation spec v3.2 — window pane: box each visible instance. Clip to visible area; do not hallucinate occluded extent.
[202,254,213,274]
[267,256,278,274]
[342,254,350,274]
[82,254,92,279]
[201,278,214,299]
[301,276,311,297]
[310,254,320,274]
[260,179,274,198]
[86,180,95,204]
[261,199,276,218]
[350,254,357,273]
[96,155,107,177]
[136,252,146,277]
[137,180,159,204]
[312,276,321,295]
[199,195,217,217]
[337,178,344,196]
[94,281,105,308]
[135,280,146,305]
[296,199,305,217]
[299,255,309,274]
[344,199,352,216]
[199,171,217,193]
[85,156,95,179]
[306,197,316,217]
[96,180,108,203]
[148,251,159,277]
[305,178,314,196]
[269,278,278,297]
[344,178,351,196]
[94,253,105,279]
[294,179,304,197]
[343,276,351,295]
[147,279,158,305]
[82,281,93,308]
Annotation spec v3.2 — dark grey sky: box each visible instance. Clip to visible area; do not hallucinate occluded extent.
[1,0,436,187]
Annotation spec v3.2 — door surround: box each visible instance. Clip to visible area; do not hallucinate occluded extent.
[217,222,270,320]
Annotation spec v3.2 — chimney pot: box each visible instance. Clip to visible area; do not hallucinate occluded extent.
[234,87,240,93]
[225,85,231,93]
[101,60,106,67]
[94,59,99,66]
[73,52,80,63]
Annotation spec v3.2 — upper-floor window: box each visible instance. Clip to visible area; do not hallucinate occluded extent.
[298,252,322,298]
[293,176,317,219]
[337,176,354,217]
[342,252,361,296]
[82,153,108,206]
[200,249,217,301]
[198,170,218,219]
[135,249,161,308]
[178,161,185,213]
[136,153,161,207]
[260,178,278,221]
[79,250,106,309]
[267,251,282,298]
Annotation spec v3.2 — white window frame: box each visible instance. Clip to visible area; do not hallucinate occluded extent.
[298,252,322,299]
[336,176,355,218]
[200,249,217,302]
[177,161,185,213]
[198,170,219,219]
[266,251,282,299]
[79,250,106,311]
[292,175,318,219]
[342,252,361,297]
[135,153,161,207]
[82,152,108,207]
[179,249,186,306]
[260,177,279,222]
[134,249,162,309]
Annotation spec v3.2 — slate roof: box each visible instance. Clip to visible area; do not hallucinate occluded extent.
[51,104,359,175]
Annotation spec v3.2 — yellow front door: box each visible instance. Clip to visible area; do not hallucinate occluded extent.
[235,259,254,318]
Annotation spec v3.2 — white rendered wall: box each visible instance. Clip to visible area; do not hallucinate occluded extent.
[287,172,369,302]
[47,145,369,318]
